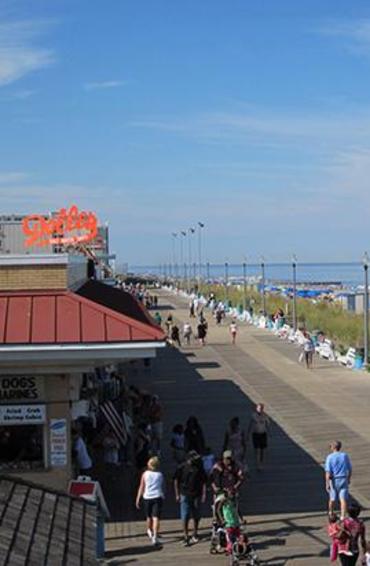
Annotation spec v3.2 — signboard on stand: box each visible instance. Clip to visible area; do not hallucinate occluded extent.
[50,419,68,467]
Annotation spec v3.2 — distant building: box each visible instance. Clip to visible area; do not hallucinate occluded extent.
[338,292,368,314]
[0,214,54,255]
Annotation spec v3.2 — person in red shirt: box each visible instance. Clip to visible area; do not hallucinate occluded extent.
[328,504,366,566]
[211,450,244,494]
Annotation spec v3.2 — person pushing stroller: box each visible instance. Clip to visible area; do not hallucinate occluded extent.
[213,488,260,565]
[215,488,242,555]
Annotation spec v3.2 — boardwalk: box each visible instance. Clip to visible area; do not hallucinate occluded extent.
[104,290,370,565]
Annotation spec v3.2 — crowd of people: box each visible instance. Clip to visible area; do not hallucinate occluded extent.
[152,298,244,349]
[71,377,165,483]
[118,280,159,310]
[134,412,369,564]
[135,405,271,552]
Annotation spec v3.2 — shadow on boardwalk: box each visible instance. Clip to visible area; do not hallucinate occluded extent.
[102,345,326,521]
[102,344,328,564]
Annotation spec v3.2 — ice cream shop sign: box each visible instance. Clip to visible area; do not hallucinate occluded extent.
[22,204,98,248]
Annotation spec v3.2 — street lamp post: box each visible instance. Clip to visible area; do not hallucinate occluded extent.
[224,261,229,304]
[260,256,266,314]
[206,261,210,281]
[197,222,205,285]
[188,227,195,292]
[172,233,178,280]
[242,260,247,312]
[363,252,369,369]
[180,231,186,286]
[292,254,297,332]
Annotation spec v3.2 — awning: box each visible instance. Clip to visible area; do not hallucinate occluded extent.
[0,288,166,369]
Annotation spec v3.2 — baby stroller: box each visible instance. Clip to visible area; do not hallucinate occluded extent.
[209,517,260,565]
[227,529,261,566]
[210,517,227,554]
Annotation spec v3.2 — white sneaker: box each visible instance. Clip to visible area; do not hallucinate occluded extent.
[147,528,153,541]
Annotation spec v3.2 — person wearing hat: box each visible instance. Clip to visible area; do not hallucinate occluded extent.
[173,450,207,547]
[211,450,244,495]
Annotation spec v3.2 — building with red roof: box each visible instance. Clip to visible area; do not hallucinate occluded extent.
[0,254,166,490]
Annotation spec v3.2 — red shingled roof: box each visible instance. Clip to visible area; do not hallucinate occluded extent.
[0,290,165,345]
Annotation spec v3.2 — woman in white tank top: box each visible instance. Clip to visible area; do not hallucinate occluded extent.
[136,456,165,546]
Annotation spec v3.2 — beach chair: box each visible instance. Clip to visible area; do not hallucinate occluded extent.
[277,324,291,340]
[316,339,336,361]
[337,347,356,368]
[289,329,305,345]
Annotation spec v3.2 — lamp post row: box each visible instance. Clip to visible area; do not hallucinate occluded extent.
[158,253,370,369]
[169,223,205,289]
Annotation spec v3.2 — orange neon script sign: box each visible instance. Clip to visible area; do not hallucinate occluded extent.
[22,205,98,248]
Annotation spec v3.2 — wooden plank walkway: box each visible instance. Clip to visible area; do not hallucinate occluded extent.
[104,290,370,565]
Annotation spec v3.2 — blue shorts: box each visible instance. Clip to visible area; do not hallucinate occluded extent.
[330,477,349,502]
[180,495,201,521]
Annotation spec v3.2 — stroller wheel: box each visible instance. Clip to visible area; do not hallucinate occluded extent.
[209,548,217,554]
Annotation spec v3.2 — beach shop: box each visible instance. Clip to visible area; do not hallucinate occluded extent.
[0,253,166,490]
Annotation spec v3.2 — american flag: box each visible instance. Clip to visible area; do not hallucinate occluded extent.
[99,400,128,447]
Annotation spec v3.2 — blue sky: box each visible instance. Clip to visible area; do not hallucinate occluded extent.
[1,1,370,265]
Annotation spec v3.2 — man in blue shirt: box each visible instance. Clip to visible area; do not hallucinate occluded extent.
[325,440,352,520]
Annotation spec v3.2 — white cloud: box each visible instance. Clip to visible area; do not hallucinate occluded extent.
[0,171,28,183]
[13,88,36,99]
[318,19,370,55]
[84,80,127,91]
[0,20,54,86]
[130,108,370,154]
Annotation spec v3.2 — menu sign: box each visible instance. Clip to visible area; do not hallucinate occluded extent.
[50,419,67,467]
[0,405,46,425]
[0,376,44,403]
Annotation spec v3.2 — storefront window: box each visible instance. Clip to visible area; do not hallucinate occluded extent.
[0,425,44,471]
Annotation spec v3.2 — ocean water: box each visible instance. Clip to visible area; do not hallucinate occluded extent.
[131,263,365,288]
